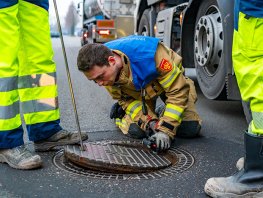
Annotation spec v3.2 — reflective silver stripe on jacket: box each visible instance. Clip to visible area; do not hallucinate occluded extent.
[0,101,19,119]
[18,72,56,89]
[0,72,56,91]
[125,101,142,120]
[0,77,18,92]
[0,97,58,119]
[21,97,58,114]
[165,108,182,117]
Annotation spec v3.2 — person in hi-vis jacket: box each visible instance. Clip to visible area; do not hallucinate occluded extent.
[204,0,263,197]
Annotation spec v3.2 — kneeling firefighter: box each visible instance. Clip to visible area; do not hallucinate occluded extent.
[77,35,202,152]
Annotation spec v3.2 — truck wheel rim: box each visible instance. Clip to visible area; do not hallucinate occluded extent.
[194,6,223,77]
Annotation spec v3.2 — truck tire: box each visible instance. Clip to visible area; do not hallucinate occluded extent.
[194,0,227,100]
[138,9,150,36]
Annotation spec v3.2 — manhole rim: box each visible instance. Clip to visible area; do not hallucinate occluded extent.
[53,140,195,180]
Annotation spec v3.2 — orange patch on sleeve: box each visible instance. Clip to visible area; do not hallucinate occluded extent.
[159,59,173,71]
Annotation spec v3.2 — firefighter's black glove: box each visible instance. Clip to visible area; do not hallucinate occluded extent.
[110,102,125,119]
[149,131,171,151]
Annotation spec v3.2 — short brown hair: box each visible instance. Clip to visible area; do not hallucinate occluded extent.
[77,43,114,71]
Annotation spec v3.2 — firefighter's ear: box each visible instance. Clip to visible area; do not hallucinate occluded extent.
[108,56,115,64]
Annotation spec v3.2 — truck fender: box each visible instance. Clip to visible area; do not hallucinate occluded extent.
[155,3,188,50]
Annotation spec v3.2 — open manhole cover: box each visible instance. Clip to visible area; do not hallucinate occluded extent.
[53,140,194,180]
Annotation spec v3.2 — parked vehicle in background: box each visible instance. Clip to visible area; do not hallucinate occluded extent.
[78,0,136,45]
[134,0,251,122]
[80,28,89,46]
[50,31,60,38]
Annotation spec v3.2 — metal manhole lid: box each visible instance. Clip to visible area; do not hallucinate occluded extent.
[53,140,195,180]
[64,141,172,173]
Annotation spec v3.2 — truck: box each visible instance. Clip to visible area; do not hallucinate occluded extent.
[79,0,136,45]
[134,0,252,122]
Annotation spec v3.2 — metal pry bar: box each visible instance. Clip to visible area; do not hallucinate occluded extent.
[53,0,85,150]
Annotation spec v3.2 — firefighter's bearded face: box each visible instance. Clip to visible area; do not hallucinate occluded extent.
[84,56,121,86]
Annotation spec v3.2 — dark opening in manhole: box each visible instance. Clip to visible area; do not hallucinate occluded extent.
[53,141,194,180]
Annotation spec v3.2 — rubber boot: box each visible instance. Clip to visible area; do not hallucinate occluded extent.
[204,131,263,197]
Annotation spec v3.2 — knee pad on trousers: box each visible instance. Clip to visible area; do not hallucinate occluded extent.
[127,123,147,139]
[176,121,201,138]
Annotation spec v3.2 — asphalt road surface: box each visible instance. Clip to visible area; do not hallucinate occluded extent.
[0,36,248,198]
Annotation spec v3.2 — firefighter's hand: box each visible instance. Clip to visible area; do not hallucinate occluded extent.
[110,102,125,119]
[149,131,171,151]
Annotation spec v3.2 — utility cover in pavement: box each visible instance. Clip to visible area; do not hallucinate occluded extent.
[64,141,175,173]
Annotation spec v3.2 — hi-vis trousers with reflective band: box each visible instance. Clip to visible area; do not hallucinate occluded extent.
[116,78,200,136]
[0,0,62,148]
[233,12,263,135]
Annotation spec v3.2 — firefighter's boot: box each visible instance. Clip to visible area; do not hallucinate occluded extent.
[204,132,263,198]
[176,121,201,138]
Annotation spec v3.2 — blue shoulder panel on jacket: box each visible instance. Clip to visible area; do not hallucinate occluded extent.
[24,0,49,11]
[235,0,263,30]
[0,0,18,9]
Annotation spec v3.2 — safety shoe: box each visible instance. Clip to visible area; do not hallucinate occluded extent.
[34,129,88,152]
[204,175,263,198]
[0,145,42,170]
